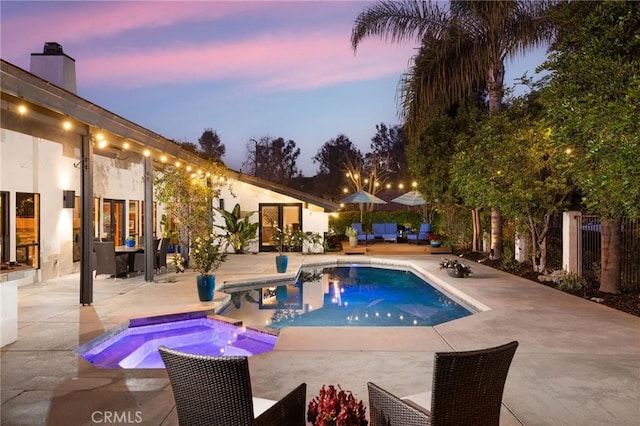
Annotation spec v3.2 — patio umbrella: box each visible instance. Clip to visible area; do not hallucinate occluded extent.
[391,190,427,206]
[340,190,387,223]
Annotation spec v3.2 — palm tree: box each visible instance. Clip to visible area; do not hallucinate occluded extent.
[352,0,555,259]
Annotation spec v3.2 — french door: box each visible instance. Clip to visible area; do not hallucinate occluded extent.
[259,203,302,252]
[102,199,125,245]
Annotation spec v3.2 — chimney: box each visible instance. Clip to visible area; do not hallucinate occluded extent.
[30,42,77,94]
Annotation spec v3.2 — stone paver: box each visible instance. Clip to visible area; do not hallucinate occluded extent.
[2,252,639,425]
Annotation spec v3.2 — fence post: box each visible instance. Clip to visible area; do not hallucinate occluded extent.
[563,211,581,274]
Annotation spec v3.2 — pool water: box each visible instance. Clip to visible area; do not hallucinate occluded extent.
[222,266,473,329]
[76,315,277,369]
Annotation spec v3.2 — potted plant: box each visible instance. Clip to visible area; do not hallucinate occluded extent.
[125,235,136,248]
[439,258,472,278]
[307,384,367,426]
[190,233,228,301]
[345,226,358,248]
[271,224,306,273]
[214,203,259,254]
[428,232,442,247]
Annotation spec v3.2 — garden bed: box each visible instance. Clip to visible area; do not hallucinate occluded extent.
[458,251,640,318]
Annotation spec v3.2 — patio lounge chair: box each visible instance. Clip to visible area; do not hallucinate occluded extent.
[158,346,307,426]
[407,223,431,245]
[351,223,375,243]
[368,340,519,426]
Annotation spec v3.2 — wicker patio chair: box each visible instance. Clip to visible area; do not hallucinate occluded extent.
[94,241,128,278]
[158,346,306,426]
[368,340,519,426]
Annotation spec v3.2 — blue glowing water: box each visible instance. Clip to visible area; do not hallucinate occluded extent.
[224,266,473,329]
[77,317,277,369]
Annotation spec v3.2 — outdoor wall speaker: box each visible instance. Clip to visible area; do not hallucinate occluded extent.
[63,190,75,208]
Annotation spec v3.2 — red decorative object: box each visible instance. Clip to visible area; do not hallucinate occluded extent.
[307,384,368,426]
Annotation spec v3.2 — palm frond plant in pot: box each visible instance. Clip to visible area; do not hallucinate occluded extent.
[213,203,258,254]
[439,258,472,278]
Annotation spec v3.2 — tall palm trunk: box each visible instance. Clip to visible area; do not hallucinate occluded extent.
[488,62,505,260]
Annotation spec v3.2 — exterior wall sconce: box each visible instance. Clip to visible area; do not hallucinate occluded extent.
[63,190,75,208]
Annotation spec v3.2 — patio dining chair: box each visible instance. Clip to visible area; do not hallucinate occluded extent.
[94,241,128,278]
[158,346,307,426]
[368,340,519,426]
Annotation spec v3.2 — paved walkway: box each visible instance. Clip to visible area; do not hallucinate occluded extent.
[1,252,639,425]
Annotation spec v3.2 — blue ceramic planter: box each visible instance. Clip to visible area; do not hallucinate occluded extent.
[197,275,215,301]
[125,239,135,248]
[275,255,288,273]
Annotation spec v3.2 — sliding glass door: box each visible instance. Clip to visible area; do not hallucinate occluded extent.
[259,203,302,252]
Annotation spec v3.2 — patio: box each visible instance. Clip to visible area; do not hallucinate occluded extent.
[1,252,638,425]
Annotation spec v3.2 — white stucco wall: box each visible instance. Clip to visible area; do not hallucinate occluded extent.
[1,129,82,281]
[1,127,330,282]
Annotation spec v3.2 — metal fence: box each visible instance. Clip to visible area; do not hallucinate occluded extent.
[579,215,640,292]
[546,213,563,270]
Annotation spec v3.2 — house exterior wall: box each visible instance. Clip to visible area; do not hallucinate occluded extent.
[1,129,82,281]
[1,126,330,282]
[217,180,330,253]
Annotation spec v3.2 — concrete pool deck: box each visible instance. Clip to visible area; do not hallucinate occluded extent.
[1,252,639,425]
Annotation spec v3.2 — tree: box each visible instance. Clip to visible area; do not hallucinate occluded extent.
[541,0,640,293]
[154,163,228,266]
[242,136,301,185]
[198,129,225,162]
[352,0,556,259]
[313,134,363,201]
[407,100,485,249]
[453,93,575,272]
[369,123,409,183]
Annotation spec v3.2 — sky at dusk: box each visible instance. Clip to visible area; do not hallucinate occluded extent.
[1,0,548,176]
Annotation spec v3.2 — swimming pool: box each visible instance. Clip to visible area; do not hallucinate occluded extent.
[221,265,474,329]
[76,312,277,369]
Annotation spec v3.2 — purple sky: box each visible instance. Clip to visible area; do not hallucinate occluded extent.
[1,0,547,176]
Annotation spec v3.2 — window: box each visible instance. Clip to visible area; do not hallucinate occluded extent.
[129,200,139,241]
[73,196,81,262]
[15,192,40,268]
[141,201,157,238]
[93,197,100,239]
[0,191,8,262]
[102,199,125,245]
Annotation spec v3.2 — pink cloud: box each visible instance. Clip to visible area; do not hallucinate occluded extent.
[2,1,269,62]
[79,30,415,92]
[3,1,416,92]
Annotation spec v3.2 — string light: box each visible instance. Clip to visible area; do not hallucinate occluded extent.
[18,104,27,115]
[62,120,72,130]
[122,142,130,150]
[143,149,151,157]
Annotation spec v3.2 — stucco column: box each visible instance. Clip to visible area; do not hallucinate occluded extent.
[563,211,581,275]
